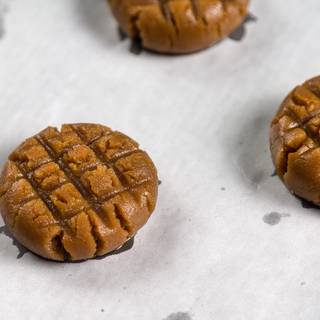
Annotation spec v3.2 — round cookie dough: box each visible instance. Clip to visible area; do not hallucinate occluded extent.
[270,76,320,205]
[108,0,249,54]
[0,123,158,261]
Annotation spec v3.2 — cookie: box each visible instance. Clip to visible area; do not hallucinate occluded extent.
[0,124,158,261]
[108,0,249,54]
[270,76,320,205]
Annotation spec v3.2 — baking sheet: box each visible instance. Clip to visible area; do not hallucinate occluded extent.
[1,0,320,319]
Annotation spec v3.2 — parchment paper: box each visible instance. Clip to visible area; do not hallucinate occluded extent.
[1,1,320,319]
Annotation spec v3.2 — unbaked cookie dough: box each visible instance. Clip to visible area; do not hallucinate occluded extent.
[108,0,250,54]
[0,123,158,261]
[270,76,320,205]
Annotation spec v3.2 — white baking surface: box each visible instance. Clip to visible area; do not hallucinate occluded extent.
[1,0,320,319]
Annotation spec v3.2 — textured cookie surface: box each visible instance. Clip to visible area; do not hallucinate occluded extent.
[0,124,158,261]
[270,76,320,205]
[108,0,249,54]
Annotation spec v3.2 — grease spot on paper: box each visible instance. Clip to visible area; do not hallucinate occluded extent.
[263,212,290,226]
[229,13,257,41]
[163,312,192,320]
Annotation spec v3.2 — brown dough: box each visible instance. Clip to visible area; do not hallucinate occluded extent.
[0,124,158,261]
[270,76,320,205]
[108,0,249,54]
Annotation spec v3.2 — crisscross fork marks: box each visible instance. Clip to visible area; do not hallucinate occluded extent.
[35,132,136,237]
[35,134,110,223]
[68,126,143,164]
[283,108,319,153]
[70,125,151,196]
[14,162,73,234]
[284,93,320,148]
[273,86,320,177]
[70,126,130,189]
